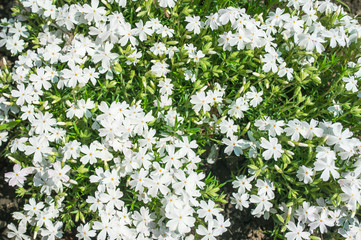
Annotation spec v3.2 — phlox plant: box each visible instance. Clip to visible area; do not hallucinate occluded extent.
[1,0,361,239]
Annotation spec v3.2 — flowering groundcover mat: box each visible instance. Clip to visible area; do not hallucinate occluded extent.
[1,0,361,239]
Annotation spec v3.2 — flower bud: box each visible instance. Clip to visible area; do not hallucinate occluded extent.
[286,150,294,156]
[7,156,17,163]
[274,165,282,173]
[298,142,309,147]
[69,179,78,185]
[335,6,341,16]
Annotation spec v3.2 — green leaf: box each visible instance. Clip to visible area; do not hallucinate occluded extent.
[275,214,284,224]
[77,165,89,174]
[0,120,21,130]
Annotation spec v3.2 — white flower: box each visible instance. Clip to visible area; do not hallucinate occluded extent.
[0,131,9,146]
[228,97,249,119]
[197,200,220,223]
[343,76,358,92]
[190,50,205,62]
[250,194,273,215]
[245,86,263,107]
[23,198,44,217]
[284,119,304,142]
[260,137,284,161]
[327,102,343,117]
[190,91,212,113]
[151,61,170,77]
[219,118,237,138]
[7,223,29,240]
[135,20,154,42]
[76,223,96,240]
[92,215,113,240]
[11,84,34,106]
[82,0,107,23]
[132,207,155,236]
[295,202,317,223]
[48,161,71,183]
[40,222,63,240]
[231,192,250,210]
[285,221,310,240]
[156,25,174,38]
[296,166,314,184]
[205,13,220,30]
[6,36,25,54]
[150,42,167,56]
[300,119,323,140]
[196,221,220,240]
[158,78,173,95]
[184,70,196,82]
[278,67,294,80]
[222,136,244,156]
[185,15,202,34]
[92,42,119,69]
[4,164,31,187]
[232,175,253,193]
[340,185,361,211]
[309,211,334,234]
[218,31,233,51]
[166,204,195,234]
[158,0,177,8]
[256,179,275,199]
[266,119,285,137]
[314,158,339,181]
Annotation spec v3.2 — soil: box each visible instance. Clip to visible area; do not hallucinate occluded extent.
[0,0,17,239]
[1,0,361,239]
[203,152,274,240]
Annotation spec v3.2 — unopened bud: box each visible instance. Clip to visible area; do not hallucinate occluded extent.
[283,33,288,42]
[286,150,294,156]
[274,165,282,173]
[314,0,319,9]
[2,57,7,67]
[298,142,309,147]
[335,6,341,16]
[43,101,49,109]
[258,13,264,24]
[200,85,208,92]
[33,226,39,240]
[7,156,17,162]
[286,206,293,223]
[69,179,78,185]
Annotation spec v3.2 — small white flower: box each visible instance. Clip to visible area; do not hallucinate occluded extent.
[260,137,284,161]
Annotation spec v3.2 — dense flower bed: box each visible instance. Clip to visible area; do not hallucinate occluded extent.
[1,0,361,239]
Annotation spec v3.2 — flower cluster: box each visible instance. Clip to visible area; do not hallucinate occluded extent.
[1,0,361,239]
[229,118,361,238]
